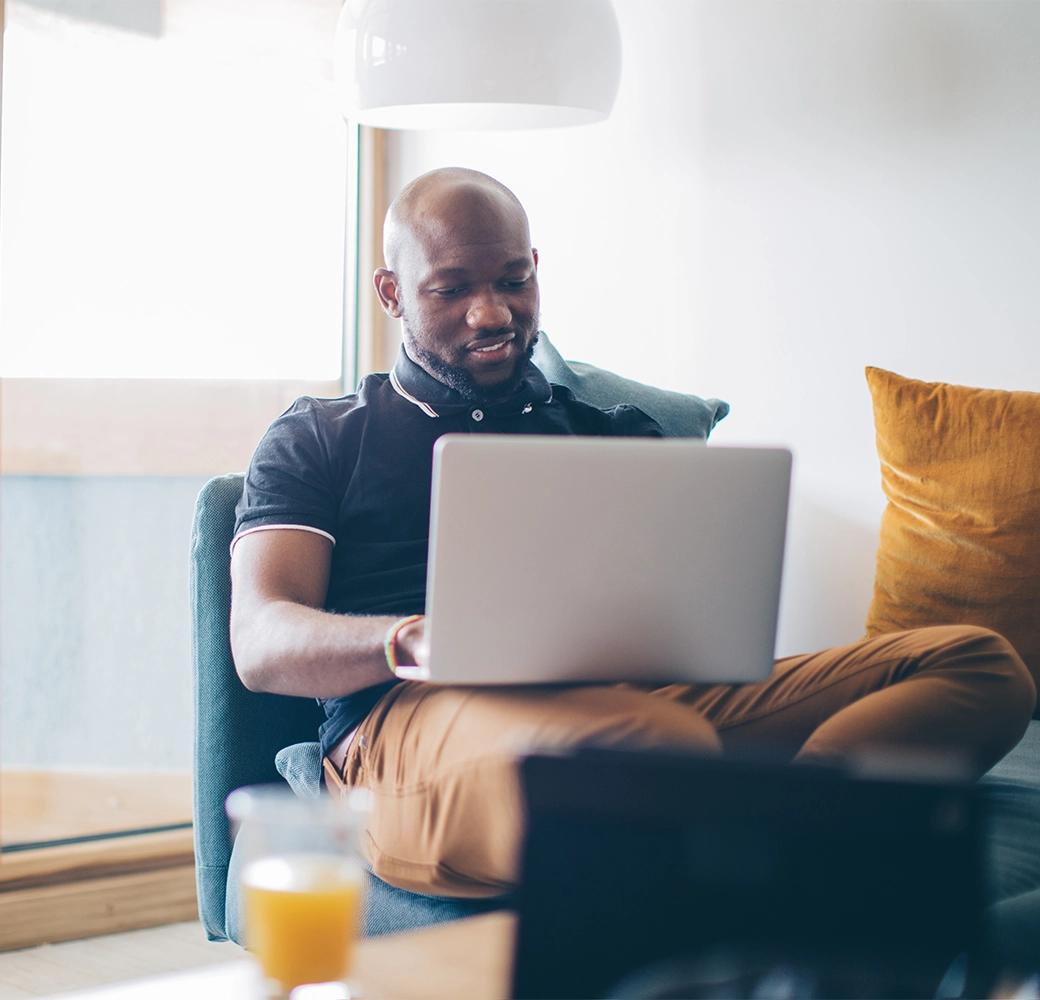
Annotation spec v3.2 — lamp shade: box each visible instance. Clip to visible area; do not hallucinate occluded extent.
[333,0,622,130]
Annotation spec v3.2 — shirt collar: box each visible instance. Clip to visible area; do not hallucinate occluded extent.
[390,345,553,418]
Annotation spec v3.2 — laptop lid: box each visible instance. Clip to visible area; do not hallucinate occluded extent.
[422,436,791,685]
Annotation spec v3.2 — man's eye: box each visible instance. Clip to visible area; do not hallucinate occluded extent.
[502,279,529,289]
[433,286,464,297]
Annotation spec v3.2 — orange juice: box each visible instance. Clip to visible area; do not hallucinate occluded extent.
[242,853,365,994]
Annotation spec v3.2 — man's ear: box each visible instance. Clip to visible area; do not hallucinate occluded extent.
[532,248,538,269]
[374,269,404,318]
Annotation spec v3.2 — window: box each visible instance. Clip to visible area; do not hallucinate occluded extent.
[0,0,375,948]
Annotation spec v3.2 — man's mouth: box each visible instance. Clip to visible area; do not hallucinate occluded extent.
[468,333,515,356]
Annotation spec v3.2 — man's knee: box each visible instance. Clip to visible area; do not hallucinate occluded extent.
[973,626,1036,718]
[920,624,1036,729]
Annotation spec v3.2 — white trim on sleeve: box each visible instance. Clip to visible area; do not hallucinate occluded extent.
[230,523,337,557]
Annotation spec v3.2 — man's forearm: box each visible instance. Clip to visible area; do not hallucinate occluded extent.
[229,528,427,699]
[231,601,400,698]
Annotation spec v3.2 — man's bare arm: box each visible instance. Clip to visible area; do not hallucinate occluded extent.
[230,529,426,697]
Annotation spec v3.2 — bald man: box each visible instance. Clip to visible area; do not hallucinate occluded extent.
[230,167,1034,898]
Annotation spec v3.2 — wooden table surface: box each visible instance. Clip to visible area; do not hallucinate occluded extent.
[52,911,518,1000]
[356,910,515,1000]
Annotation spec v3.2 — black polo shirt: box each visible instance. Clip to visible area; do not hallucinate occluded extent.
[234,348,665,753]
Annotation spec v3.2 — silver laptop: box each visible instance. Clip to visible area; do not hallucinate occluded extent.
[413,435,791,686]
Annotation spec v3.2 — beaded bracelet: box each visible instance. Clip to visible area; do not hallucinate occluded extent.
[384,614,424,676]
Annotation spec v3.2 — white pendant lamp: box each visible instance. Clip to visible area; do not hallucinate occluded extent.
[333,0,622,130]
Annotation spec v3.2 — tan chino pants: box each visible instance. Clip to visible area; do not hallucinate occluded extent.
[325,625,1035,898]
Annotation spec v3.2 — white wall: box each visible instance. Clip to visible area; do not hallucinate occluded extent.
[386,0,1040,657]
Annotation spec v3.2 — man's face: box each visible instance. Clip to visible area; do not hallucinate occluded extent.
[376,190,541,401]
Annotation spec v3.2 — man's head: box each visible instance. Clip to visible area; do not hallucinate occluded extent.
[374,167,540,402]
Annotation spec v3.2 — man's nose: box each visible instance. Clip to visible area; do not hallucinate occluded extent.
[466,292,511,331]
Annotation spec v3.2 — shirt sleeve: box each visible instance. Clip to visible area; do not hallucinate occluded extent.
[233,397,341,545]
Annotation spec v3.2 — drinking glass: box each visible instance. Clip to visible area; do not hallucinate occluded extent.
[226,785,371,999]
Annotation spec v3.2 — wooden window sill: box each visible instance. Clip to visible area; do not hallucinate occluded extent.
[0,828,198,951]
[1,378,343,477]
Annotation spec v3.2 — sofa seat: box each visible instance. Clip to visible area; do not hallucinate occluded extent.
[982,719,1040,967]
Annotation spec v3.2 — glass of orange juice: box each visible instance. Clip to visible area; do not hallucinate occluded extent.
[226,785,371,999]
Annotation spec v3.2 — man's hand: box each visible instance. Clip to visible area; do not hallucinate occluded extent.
[394,616,430,670]
[230,528,409,698]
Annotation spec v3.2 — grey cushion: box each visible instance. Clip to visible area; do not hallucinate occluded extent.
[275,742,323,800]
[532,335,729,439]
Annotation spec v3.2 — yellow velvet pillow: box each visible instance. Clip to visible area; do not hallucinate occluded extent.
[865,366,1040,697]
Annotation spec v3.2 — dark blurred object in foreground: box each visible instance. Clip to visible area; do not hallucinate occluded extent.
[512,749,988,999]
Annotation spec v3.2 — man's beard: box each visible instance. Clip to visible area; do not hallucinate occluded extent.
[408,332,540,403]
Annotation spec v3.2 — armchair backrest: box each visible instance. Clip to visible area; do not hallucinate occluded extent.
[191,474,325,940]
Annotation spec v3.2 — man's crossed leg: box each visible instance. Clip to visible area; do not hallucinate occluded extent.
[325,625,1035,897]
